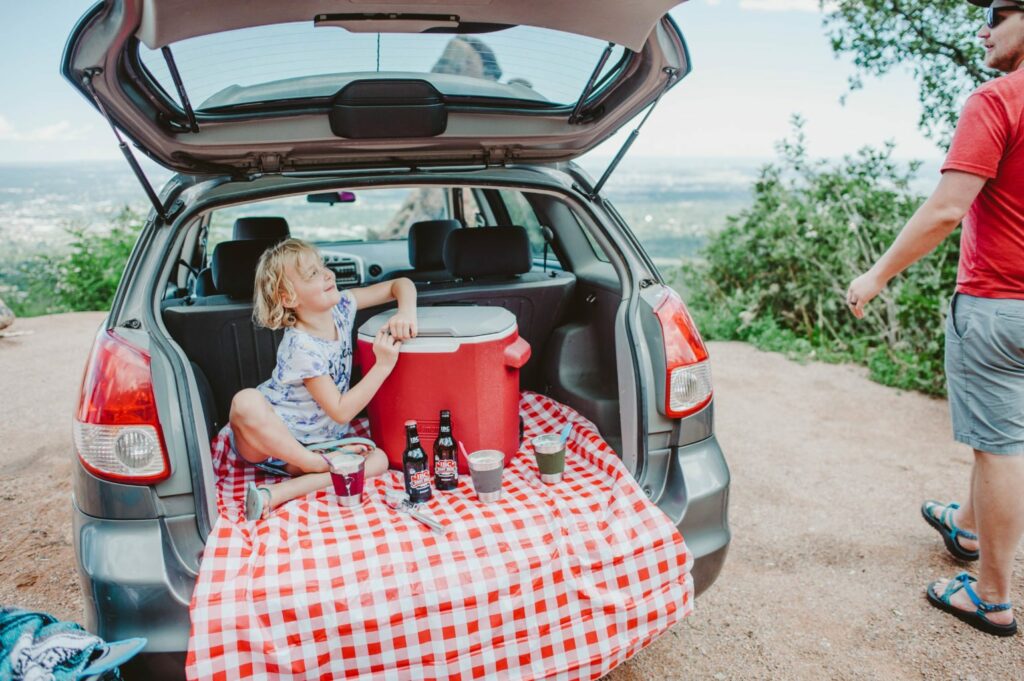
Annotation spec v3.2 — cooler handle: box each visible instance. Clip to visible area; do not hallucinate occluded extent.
[504,337,532,369]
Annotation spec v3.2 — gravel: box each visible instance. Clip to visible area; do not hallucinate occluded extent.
[2,315,1022,678]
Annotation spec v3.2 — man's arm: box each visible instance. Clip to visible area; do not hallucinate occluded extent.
[847,170,987,318]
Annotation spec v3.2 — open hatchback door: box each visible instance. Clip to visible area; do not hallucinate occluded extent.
[62,0,691,175]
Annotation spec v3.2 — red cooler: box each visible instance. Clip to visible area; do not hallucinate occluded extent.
[356,306,531,474]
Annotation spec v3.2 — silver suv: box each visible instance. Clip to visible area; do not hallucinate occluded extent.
[63,1,729,677]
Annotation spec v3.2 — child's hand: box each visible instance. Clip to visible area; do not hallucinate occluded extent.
[387,311,417,341]
[373,327,402,371]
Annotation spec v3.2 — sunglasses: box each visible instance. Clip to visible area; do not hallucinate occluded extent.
[986,5,1024,29]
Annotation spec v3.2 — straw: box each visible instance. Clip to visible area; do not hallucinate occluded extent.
[560,423,573,445]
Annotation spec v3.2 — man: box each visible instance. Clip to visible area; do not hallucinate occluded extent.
[847,0,1024,637]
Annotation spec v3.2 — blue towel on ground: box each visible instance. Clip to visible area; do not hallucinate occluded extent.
[0,608,145,681]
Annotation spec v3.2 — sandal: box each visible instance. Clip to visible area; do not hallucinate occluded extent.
[306,436,376,455]
[927,573,1017,637]
[244,482,272,521]
[308,437,376,470]
[921,500,979,562]
[252,459,293,478]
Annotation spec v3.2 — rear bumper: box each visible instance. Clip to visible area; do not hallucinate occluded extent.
[73,500,193,654]
[657,435,731,597]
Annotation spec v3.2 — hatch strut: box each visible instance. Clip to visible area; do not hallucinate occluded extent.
[82,69,172,222]
[161,47,199,133]
[568,42,615,125]
[588,67,679,200]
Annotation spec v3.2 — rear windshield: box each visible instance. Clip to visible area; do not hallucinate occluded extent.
[210,188,439,246]
[208,186,558,265]
[139,24,626,111]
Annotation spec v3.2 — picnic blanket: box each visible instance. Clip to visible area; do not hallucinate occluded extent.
[186,392,693,680]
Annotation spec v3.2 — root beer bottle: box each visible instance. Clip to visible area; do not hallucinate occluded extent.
[434,410,458,491]
[403,420,432,504]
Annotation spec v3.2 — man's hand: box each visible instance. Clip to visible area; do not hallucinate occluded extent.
[846,270,887,319]
[387,311,417,341]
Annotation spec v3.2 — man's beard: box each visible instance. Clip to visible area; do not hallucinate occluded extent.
[987,45,1024,71]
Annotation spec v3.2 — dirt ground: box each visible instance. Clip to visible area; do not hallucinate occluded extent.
[2,312,1023,679]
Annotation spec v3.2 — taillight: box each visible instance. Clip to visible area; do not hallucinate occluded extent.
[653,287,713,418]
[73,328,171,484]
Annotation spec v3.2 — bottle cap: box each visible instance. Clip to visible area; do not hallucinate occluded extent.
[405,420,416,427]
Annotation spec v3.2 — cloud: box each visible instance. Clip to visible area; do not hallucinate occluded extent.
[23,121,77,142]
[0,115,83,142]
[738,0,821,11]
[0,115,16,140]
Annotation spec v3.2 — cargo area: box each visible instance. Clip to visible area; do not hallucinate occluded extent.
[162,256,624,453]
[155,182,630,536]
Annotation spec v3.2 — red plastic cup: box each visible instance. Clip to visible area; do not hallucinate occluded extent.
[329,452,365,507]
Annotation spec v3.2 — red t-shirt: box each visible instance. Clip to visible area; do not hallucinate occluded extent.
[942,69,1024,299]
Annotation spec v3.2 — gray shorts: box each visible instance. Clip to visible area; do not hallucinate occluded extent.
[945,292,1024,455]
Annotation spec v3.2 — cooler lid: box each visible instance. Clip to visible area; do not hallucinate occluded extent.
[358,306,516,339]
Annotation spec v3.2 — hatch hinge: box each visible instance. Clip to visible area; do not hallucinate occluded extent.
[165,199,185,221]
[258,153,283,173]
[484,147,510,167]
[81,68,173,224]
[587,66,680,201]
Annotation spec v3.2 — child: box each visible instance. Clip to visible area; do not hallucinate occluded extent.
[227,238,417,519]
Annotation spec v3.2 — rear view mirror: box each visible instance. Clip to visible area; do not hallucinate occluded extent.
[307,191,357,205]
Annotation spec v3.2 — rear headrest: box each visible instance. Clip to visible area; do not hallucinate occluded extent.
[443,226,532,279]
[408,219,460,270]
[232,216,290,241]
[211,239,276,299]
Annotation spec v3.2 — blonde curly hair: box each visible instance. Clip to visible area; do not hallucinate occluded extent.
[253,238,322,330]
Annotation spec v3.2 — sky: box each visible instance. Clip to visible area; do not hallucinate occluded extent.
[0,0,958,165]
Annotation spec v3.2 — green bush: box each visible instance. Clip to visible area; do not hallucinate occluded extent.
[1,207,142,316]
[681,117,958,396]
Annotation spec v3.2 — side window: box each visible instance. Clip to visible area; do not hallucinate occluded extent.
[384,188,449,239]
[461,189,486,227]
[497,190,555,262]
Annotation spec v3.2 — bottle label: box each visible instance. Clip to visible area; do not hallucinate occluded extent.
[436,459,457,479]
[410,469,431,491]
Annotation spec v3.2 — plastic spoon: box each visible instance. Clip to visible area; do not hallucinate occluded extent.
[383,489,449,534]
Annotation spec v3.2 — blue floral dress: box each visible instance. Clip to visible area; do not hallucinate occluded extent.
[256,290,357,445]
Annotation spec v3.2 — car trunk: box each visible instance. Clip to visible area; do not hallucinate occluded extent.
[163,266,623,464]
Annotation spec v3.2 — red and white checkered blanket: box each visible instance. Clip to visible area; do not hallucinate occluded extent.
[186,392,693,680]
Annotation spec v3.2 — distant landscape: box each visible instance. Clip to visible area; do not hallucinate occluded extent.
[0,155,939,314]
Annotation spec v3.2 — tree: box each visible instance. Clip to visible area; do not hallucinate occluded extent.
[823,0,997,148]
[684,117,958,395]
